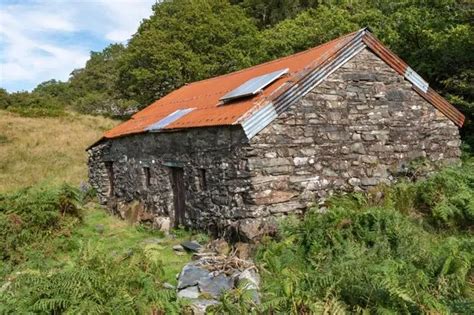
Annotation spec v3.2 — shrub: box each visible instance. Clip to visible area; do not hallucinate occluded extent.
[5,91,66,117]
[413,163,474,229]
[0,184,82,263]
[256,206,473,314]
[0,244,183,314]
[252,160,474,314]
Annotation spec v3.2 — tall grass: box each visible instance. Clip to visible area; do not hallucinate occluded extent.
[0,110,119,192]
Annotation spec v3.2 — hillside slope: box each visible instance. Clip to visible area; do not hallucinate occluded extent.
[0,110,118,192]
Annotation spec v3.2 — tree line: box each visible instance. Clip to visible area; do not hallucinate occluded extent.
[1,0,472,145]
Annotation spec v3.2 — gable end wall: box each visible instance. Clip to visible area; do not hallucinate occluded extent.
[244,48,461,216]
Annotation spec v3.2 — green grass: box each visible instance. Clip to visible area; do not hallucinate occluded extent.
[0,185,195,313]
[1,201,191,284]
[72,205,190,284]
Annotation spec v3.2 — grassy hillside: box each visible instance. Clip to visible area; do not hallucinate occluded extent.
[0,112,472,313]
[0,113,196,313]
[0,110,118,193]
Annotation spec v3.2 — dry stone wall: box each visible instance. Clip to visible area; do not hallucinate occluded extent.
[245,48,461,216]
[88,48,461,241]
[88,127,255,235]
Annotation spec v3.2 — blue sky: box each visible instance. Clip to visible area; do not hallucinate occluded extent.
[0,0,156,92]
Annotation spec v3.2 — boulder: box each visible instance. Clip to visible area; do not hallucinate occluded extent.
[237,269,261,304]
[153,216,171,233]
[177,286,200,299]
[181,241,202,253]
[173,244,185,252]
[177,263,210,289]
[234,242,251,260]
[209,239,230,256]
[238,217,278,242]
[198,274,233,299]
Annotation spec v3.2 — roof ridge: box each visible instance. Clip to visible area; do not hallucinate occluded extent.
[184,31,357,87]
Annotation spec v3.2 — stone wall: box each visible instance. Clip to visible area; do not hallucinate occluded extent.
[88,48,461,241]
[244,48,461,216]
[88,126,256,235]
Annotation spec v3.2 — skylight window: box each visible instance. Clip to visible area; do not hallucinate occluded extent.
[220,68,289,103]
[146,108,195,131]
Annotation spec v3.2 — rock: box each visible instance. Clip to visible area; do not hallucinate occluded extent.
[238,217,278,242]
[361,155,378,164]
[173,244,185,252]
[181,241,202,253]
[234,242,251,260]
[177,264,210,289]
[153,216,171,233]
[360,177,378,186]
[253,190,296,205]
[198,274,233,299]
[192,252,216,260]
[163,282,175,290]
[189,299,219,315]
[238,269,260,289]
[237,269,261,304]
[177,285,200,299]
[210,239,230,256]
[348,177,361,186]
[351,142,366,154]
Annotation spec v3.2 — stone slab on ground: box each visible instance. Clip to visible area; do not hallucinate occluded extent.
[198,273,233,299]
[177,263,210,290]
[177,286,200,299]
[181,241,202,252]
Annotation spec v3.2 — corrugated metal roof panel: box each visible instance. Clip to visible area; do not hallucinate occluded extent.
[100,28,464,143]
[103,32,355,139]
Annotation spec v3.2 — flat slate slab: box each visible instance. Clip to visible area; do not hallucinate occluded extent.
[198,273,233,298]
[177,286,200,299]
[177,263,210,289]
[181,241,202,252]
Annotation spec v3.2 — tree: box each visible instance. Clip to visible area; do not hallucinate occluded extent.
[118,0,262,106]
[0,88,10,109]
[33,79,71,105]
[68,44,136,117]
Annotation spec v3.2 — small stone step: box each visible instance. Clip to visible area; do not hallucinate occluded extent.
[181,240,202,252]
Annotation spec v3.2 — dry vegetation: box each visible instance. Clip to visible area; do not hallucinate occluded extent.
[0,110,118,192]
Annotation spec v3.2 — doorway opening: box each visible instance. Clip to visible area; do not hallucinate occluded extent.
[170,167,185,227]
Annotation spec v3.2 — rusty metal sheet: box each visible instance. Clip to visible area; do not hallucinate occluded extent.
[103,32,356,139]
[100,28,464,143]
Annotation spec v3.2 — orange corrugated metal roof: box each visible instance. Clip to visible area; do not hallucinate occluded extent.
[101,29,464,142]
[104,32,355,139]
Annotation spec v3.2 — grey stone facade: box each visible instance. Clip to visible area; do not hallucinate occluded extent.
[88,48,461,240]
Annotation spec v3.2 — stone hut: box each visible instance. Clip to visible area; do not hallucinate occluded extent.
[87,29,465,241]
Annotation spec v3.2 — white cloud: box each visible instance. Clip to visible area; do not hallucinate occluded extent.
[0,0,155,91]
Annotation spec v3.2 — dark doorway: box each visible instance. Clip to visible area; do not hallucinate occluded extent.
[170,167,185,227]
